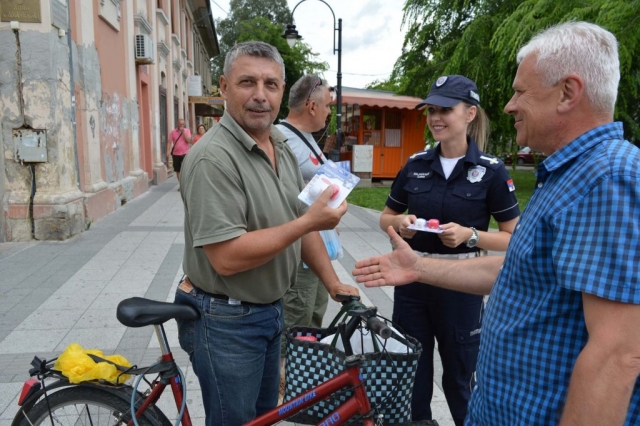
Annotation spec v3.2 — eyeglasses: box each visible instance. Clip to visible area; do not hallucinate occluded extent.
[305,79,323,105]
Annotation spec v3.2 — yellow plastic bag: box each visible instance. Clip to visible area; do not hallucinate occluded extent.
[54,343,132,384]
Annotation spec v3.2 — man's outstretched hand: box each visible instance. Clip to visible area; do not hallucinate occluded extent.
[352,226,420,287]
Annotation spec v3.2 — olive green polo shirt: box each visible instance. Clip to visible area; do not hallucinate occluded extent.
[180,112,307,304]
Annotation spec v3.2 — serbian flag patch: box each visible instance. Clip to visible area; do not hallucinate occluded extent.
[507,179,516,192]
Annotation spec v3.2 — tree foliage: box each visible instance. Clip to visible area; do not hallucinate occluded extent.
[389,0,640,153]
[212,0,329,119]
[212,0,292,79]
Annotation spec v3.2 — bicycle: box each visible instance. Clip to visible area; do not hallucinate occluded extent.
[12,295,427,426]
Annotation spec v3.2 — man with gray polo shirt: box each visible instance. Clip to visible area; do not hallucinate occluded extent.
[276,74,334,368]
[173,41,358,426]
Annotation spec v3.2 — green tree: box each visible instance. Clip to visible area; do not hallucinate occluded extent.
[389,0,640,153]
[212,0,328,119]
[365,79,400,91]
[212,0,292,80]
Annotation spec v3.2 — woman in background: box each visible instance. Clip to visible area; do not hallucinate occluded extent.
[193,124,206,144]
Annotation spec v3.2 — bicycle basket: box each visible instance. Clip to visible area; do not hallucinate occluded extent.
[284,324,421,425]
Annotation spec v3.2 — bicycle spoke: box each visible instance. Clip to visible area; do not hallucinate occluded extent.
[41,401,129,425]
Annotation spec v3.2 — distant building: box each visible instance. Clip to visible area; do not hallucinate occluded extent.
[0,0,219,241]
[336,87,427,180]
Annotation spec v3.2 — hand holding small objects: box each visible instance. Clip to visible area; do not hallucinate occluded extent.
[399,215,418,239]
[306,186,347,231]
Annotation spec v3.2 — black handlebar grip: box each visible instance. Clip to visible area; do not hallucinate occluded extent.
[367,316,392,339]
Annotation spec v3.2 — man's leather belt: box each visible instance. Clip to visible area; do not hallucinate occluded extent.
[183,276,278,306]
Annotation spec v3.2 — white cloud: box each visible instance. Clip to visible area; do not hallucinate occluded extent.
[210,0,408,88]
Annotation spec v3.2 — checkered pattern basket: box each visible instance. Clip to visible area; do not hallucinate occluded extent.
[283,325,421,425]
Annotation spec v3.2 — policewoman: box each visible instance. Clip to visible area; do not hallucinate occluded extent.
[379,75,520,426]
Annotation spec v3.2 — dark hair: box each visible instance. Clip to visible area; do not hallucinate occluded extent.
[197,124,206,132]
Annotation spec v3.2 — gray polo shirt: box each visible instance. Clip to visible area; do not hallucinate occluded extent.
[180,112,307,303]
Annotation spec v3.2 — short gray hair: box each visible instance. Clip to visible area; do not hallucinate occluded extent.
[517,21,619,113]
[288,74,328,111]
[223,41,285,79]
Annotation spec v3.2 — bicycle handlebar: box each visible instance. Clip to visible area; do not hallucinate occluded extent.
[366,316,392,339]
[336,294,392,340]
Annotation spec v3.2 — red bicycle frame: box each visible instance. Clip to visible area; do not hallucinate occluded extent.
[128,327,193,426]
[245,354,375,426]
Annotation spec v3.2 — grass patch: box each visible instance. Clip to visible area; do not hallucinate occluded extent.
[347,169,538,228]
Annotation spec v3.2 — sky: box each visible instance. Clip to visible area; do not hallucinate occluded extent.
[209,0,409,89]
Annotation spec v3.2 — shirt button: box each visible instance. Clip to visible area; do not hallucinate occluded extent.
[537,183,543,188]
[517,224,521,229]
[414,187,419,190]
[467,193,472,197]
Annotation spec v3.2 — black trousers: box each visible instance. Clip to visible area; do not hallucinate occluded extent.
[392,282,483,426]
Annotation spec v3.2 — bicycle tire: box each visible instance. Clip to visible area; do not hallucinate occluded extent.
[19,386,172,426]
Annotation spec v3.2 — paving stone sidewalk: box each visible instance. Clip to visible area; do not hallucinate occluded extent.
[0,177,454,425]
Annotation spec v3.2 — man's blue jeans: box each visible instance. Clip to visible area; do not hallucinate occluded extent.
[174,285,284,426]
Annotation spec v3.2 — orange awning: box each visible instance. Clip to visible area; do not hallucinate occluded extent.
[338,88,423,110]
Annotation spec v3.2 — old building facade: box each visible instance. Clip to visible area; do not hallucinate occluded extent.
[0,0,218,241]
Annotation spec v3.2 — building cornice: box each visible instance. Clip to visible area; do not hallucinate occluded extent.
[157,41,170,58]
[134,13,153,35]
[172,33,181,47]
[156,8,169,26]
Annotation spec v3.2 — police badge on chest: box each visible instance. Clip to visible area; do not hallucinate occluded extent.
[467,166,486,183]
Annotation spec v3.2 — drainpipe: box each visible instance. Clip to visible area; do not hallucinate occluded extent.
[67,0,80,188]
[12,24,38,238]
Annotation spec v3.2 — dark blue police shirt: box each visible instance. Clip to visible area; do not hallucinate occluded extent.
[386,138,520,255]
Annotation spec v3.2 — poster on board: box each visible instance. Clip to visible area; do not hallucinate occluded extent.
[353,145,373,172]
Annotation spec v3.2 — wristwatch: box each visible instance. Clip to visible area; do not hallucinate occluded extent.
[465,227,479,248]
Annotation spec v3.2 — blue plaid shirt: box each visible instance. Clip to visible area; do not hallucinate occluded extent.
[466,122,640,425]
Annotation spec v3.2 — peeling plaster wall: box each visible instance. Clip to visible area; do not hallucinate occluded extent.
[74,43,103,189]
[95,10,144,210]
[1,29,84,241]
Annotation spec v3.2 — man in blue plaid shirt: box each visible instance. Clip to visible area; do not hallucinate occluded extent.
[354,21,640,425]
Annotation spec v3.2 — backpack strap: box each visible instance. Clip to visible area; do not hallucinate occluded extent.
[279,121,325,165]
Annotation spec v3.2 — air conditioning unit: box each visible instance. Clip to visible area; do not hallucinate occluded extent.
[135,34,155,64]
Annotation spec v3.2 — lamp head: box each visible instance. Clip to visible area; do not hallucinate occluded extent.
[283,24,302,48]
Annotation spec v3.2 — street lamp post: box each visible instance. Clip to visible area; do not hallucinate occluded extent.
[283,0,343,158]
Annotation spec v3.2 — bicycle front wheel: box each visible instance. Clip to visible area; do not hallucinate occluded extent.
[20,386,171,426]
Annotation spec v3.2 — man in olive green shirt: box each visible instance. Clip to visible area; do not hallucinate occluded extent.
[174,41,358,426]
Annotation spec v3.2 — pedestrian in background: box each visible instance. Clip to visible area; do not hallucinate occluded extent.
[275,74,335,394]
[193,124,206,144]
[167,118,192,181]
[379,75,520,426]
[355,21,640,426]
[175,41,358,426]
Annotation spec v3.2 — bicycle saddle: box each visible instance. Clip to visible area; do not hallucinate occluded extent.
[117,297,199,328]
